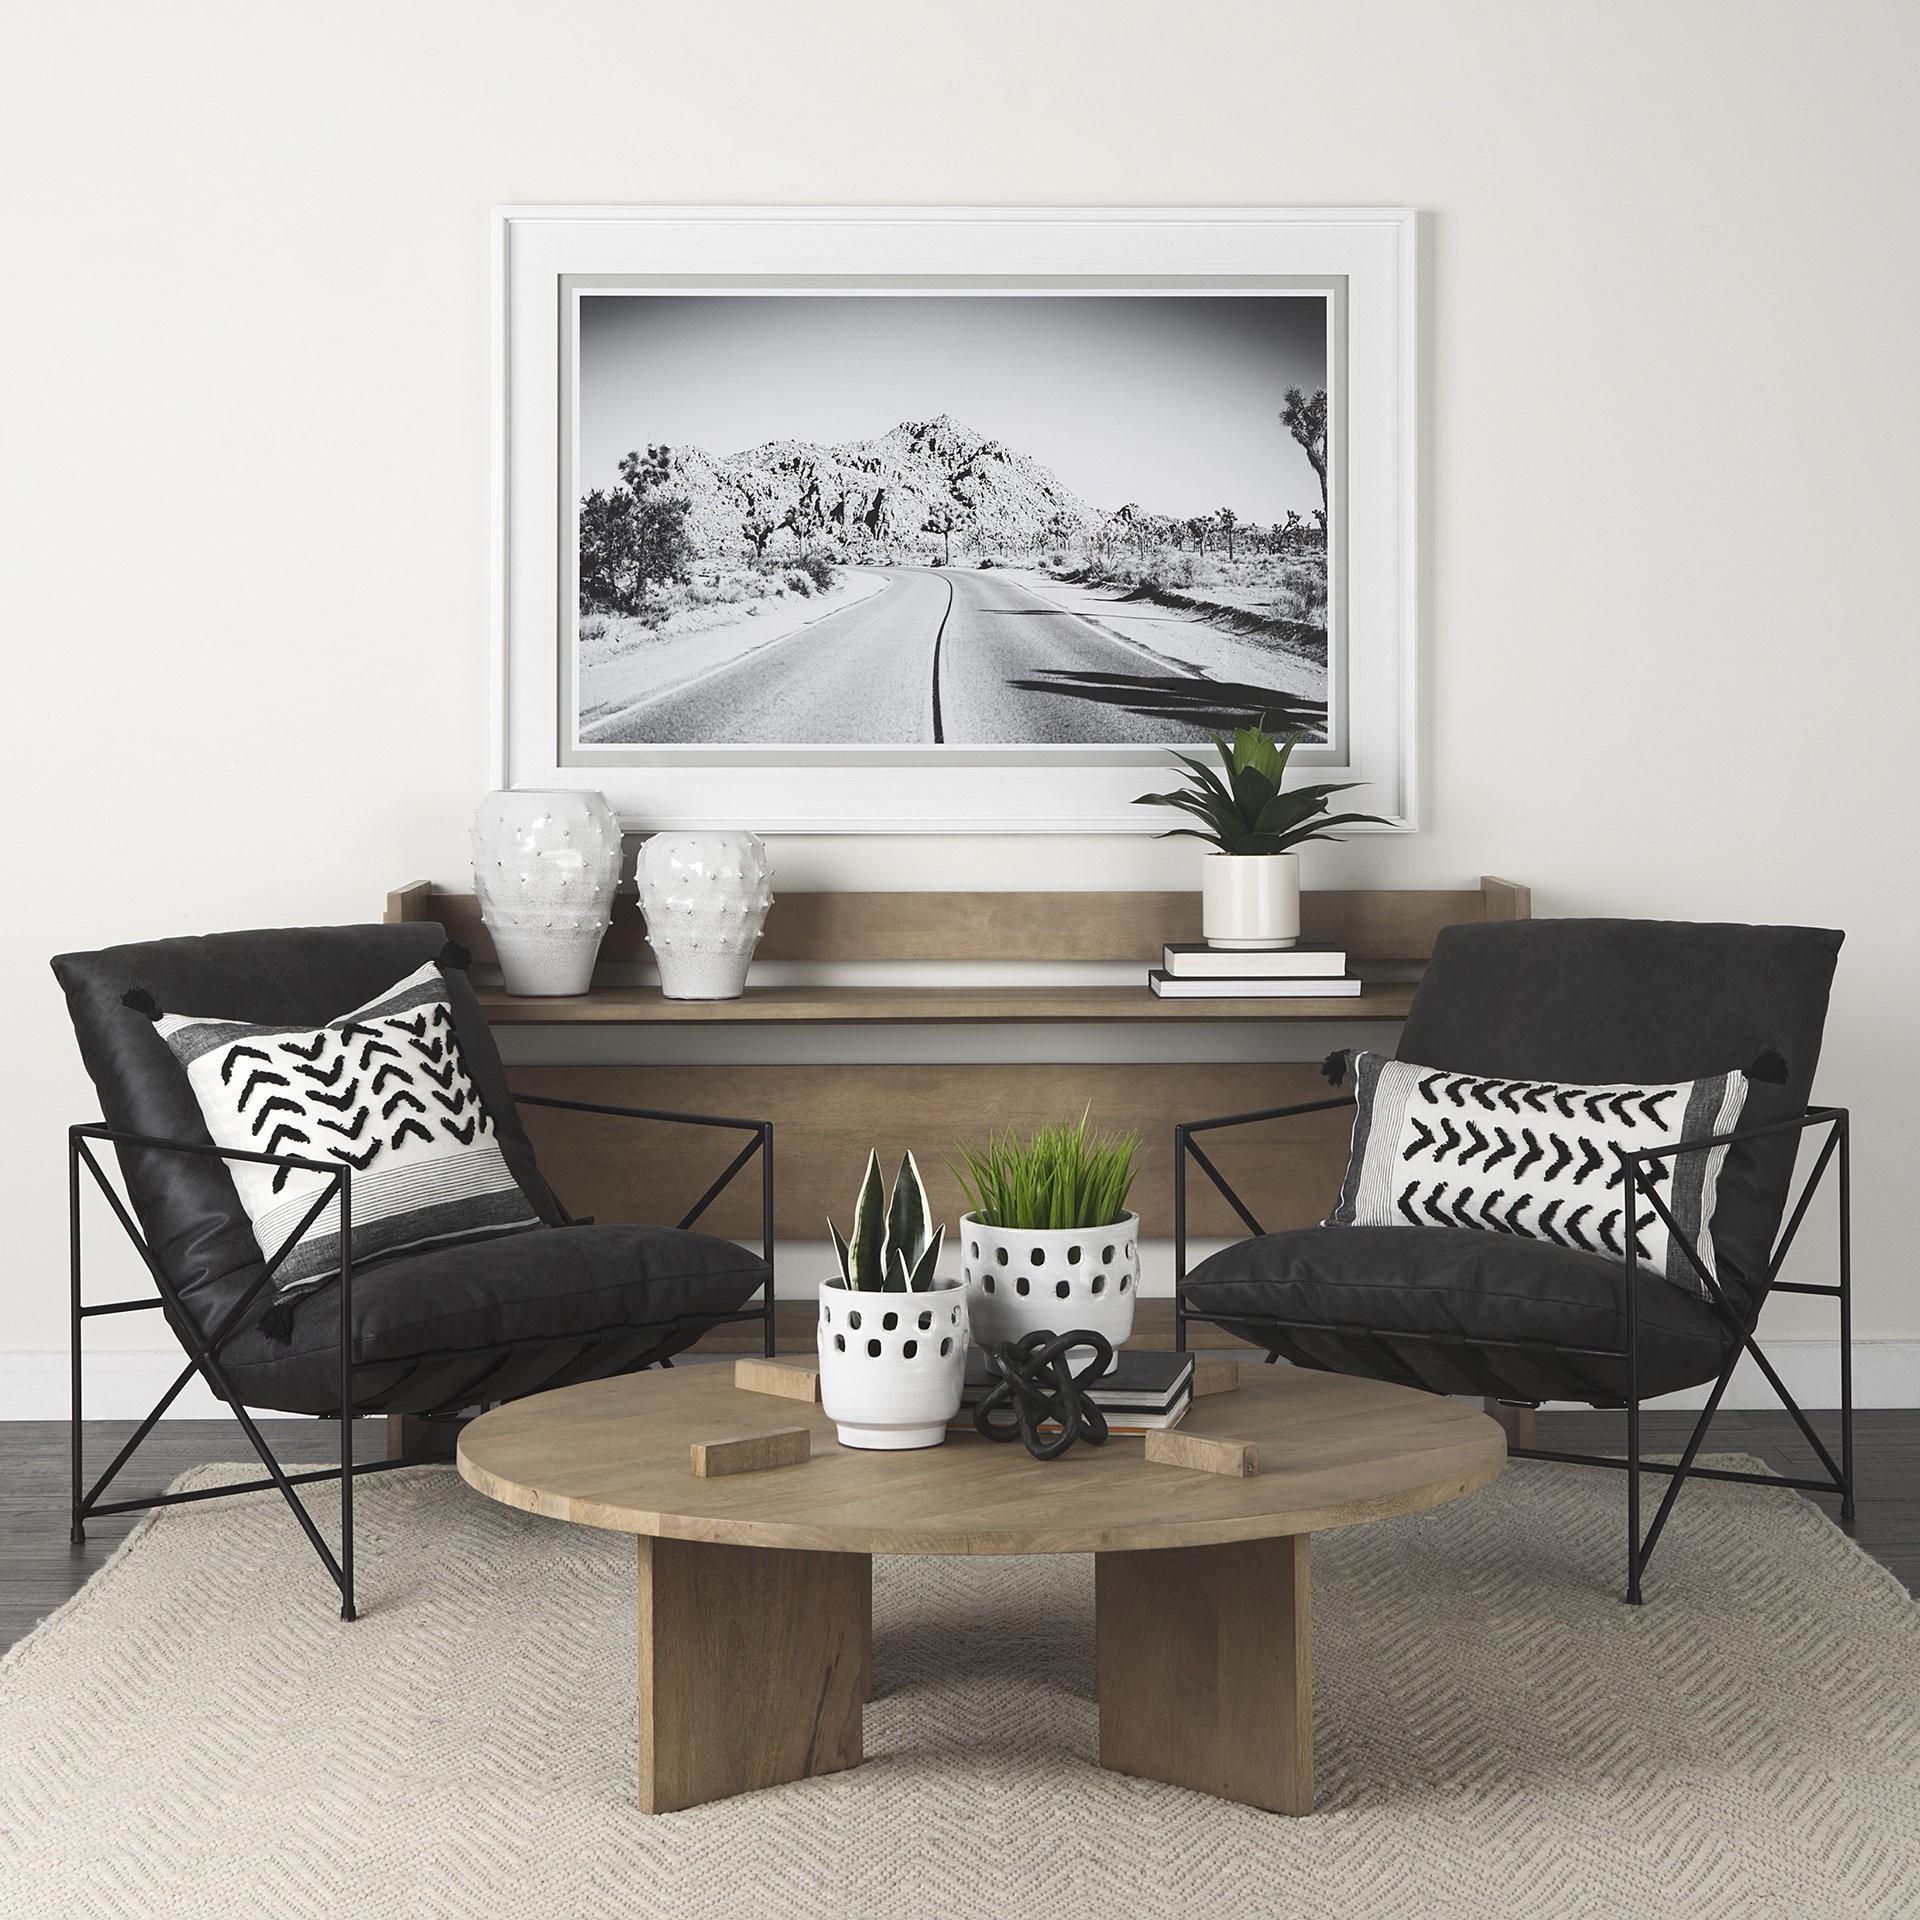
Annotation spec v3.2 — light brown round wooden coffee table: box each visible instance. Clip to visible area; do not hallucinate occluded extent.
[458,1362,1504,1816]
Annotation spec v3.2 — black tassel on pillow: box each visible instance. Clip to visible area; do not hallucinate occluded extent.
[1320,1048,1351,1088]
[121,987,163,1022]
[1749,1048,1788,1084]
[438,940,472,973]
[256,1298,298,1346]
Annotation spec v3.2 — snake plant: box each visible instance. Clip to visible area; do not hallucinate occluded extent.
[1133,721,1387,854]
[829,1149,944,1291]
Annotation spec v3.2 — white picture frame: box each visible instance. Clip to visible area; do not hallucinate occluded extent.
[493,206,1419,834]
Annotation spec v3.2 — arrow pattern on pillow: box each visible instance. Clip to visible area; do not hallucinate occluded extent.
[1392,1066,1678,1264]
[211,1000,492,1189]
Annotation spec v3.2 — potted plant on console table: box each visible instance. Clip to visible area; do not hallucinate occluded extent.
[817,1151,967,1451]
[954,1113,1141,1377]
[1134,721,1388,950]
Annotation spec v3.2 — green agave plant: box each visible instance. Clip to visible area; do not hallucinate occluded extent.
[829,1149,945,1292]
[1134,721,1387,854]
[949,1110,1141,1233]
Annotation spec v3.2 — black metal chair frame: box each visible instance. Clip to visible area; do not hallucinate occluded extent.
[68,1095,775,1621]
[1172,1096,1853,1603]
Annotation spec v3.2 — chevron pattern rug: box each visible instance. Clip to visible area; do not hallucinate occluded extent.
[1,1457,1915,1919]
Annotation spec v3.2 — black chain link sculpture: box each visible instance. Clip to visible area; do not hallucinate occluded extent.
[972,1329,1115,1460]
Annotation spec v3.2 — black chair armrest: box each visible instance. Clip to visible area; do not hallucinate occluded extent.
[1614,1105,1847,1314]
[69,1120,351,1360]
[513,1093,765,1135]
[1174,1093,1357,1317]
[1617,1103,1842,1167]
[1180,1093,1357,1140]
[510,1094,774,1242]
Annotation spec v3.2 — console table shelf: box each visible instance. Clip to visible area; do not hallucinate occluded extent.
[385,877,1527,1255]
[473,982,1418,1025]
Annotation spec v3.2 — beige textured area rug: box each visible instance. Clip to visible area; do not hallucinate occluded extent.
[1,1458,1916,1920]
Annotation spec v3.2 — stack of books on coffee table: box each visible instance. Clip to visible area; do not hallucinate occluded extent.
[1147,942,1361,999]
[954,1350,1194,1435]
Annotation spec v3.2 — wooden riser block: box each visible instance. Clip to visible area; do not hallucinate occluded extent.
[1144,1428,1259,1477]
[1192,1358,1242,1398]
[690,1428,811,1478]
[734,1356,821,1403]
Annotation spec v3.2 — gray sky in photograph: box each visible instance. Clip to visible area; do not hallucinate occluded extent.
[577,293,1329,524]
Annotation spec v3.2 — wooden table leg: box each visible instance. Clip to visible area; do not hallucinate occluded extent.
[1095,1534,1313,1815]
[636,1535,870,1813]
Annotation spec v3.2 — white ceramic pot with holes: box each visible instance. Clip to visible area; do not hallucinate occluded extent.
[816,1277,968,1450]
[960,1214,1140,1376]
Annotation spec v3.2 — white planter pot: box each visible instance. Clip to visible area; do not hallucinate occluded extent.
[959,1214,1139,1376]
[816,1277,968,1450]
[637,830,774,1001]
[470,790,622,996]
[1201,851,1300,951]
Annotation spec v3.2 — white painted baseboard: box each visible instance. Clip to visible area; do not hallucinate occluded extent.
[1,1342,1915,1420]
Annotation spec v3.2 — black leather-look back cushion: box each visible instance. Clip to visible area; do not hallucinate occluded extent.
[1397,919,1842,1304]
[51,924,568,1345]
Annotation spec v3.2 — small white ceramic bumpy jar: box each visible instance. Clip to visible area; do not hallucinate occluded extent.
[816,1278,969,1450]
[469,790,622,997]
[637,831,774,1001]
[961,1215,1140,1376]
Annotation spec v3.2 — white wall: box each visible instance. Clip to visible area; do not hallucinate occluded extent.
[3,1,1916,1404]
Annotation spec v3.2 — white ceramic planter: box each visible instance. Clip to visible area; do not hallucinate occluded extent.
[1201,851,1300,950]
[637,830,774,1001]
[960,1214,1140,1375]
[470,790,622,996]
[817,1278,968,1450]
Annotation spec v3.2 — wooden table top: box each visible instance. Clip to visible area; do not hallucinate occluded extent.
[457,1363,1506,1557]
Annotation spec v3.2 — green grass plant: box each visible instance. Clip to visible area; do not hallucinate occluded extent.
[949,1110,1140,1232]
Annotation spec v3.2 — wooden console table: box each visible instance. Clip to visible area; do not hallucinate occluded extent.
[387,877,1529,1349]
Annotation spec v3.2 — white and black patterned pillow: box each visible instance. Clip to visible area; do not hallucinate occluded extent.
[1326,1052,1749,1295]
[153,961,541,1298]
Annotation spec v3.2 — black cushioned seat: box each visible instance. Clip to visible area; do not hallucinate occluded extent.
[52,922,769,1419]
[1182,1226,1733,1404]
[219,1222,766,1415]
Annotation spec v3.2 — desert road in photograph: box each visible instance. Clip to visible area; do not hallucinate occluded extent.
[579,565,1326,747]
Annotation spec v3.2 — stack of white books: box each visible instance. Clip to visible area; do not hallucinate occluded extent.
[1147,942,1362,999]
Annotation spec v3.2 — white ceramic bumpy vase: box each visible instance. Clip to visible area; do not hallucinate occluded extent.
[961,1214,1140,1377]
[470,790,622,997]
[637,831,773,1001]
[1201,850,1300,950]
[817,1279,969,1450]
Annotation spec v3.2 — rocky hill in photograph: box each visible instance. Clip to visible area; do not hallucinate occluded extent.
[662,414,1097,563]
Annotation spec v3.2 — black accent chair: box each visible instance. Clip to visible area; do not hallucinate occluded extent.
[1174,919,1849,1603]
[52,922,775,1620]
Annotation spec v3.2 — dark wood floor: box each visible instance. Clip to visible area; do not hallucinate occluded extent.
[2,1409,1912,1653]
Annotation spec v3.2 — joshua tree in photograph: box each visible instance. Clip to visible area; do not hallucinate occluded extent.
[924,504,956,565]
[1217,506,1239,560]
[784,493,824,556]
[577,443,693,616]
[1281,386,1329,513]
[740,505,778,557]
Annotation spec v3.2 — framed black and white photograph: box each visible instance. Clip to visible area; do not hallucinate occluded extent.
[495,208,1417,832]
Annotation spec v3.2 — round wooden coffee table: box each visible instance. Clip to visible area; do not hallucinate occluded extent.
[458,1362,1504,1816]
